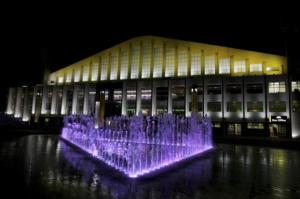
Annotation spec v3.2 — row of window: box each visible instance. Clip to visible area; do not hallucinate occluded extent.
[54,51,281,83]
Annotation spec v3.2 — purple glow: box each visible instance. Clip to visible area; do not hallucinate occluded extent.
[61,113,213,178]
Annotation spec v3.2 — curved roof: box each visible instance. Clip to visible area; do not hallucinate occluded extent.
[49,36,287,85]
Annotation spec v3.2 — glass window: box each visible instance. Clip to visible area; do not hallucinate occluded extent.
[269,82,286,93]
[189,102,202,112]
[292,81,300,92]
[247,83,263,94]
[219,58,230,74]
[247,101,263,112]
[207,85,221,95]
[100,57,108,81]
[120,50,129,80]
[207,102,221,112]
[156,87,168,115]
[141,88,152,115]
[234,60,246,73]
[172,83,185,115]
[141,43,151,79]
[110,54,118,80]
[113,90,122,101]
[250,63,262,72]
[226,84,241,94]
[269,101,286,112]
[292,100,300,112]
[127,88,136,116]
[165,47,175,77]
[130,46,140,79]
[91,63,99,81]
[191,52,201,75]
[153,47,163,78]
[205,55,215,75]
[178,49,188,76]
[247,123,264,129]
[82,65,90,82]
[227,101,242,112]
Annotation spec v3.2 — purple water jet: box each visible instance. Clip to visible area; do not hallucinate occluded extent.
[61,112,213,178]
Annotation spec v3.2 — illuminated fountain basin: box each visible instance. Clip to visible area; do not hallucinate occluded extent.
[61,113,213,178]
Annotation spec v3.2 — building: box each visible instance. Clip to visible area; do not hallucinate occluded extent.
[5,36,300,138]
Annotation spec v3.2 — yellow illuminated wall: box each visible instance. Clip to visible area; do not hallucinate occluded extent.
[48,36,287,85]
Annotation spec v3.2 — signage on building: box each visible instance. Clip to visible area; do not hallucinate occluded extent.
[271,116,287,122]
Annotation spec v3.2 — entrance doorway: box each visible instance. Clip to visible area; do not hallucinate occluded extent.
[269,124,287,137]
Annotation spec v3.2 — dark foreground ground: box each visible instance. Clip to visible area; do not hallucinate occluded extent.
[0,134,299,199]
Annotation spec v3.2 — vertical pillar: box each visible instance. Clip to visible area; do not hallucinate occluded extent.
[41,85,48,115]
[6,87,16,115]
[14,87,23,118]
[152,81,156,116]
[22,87,30,121]
[121,82,127,116]
[215,52,219,75]
[185,79,191,117]
[61,85,68,115]
[168,80,172,114]
[83,84,89,115]
[51,86,58,115]
[72,85,78,114]
[31,86,37,114]
[136,81,141,115]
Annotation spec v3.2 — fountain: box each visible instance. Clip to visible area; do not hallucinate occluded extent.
[61,112,213,178]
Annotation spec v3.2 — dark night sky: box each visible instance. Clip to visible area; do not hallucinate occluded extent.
[0,13,299,111]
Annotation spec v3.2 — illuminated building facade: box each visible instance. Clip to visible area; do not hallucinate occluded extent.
[5,36,300,138]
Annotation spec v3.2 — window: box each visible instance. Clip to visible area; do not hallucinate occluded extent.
[100,57,108,80]
[207,85,221,95]
[292,100,300,112]
[156,87,168,115]
[205,55,215,75]
[207,102,221,112]
[227,101,242,112]
[130,46,140,79]
[178,49,188,76]
[226,84,241,94]
[247,101,263,112]
[172,83,185,115]
[191,52,201,75]
[247,83,263,94]
[189,102,202,112]
[82,65,90,82]
[153,47,163,78]
[141,88,152,115]
[247,123,264,129]
[120,50,129,80]
[113,90,122,101]
[269,82,286,93]
[91,63,99,81]
[127,88,136,116]
[269,101,286,112]
[165,47,175,77]
[266,66,280,72]
[250,64,262,72]
[219,58,230,74]
[110,54,118,80]
[141,43,151,78]
[234,60,246,73]
[292,81,300,92]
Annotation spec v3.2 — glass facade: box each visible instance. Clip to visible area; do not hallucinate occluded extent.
[234,61,246,73]
[172,82,185,115]
[191,52,201,75]
[269,82,286,93]
[219,58,230,74]
[156,87,168,115]
[126,86,136,116]
[205,56,215,75]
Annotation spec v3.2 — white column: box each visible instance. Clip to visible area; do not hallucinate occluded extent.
[51,86,58,115]
[72,85,78,114]
[152,81,156,116]
[121,82,127,116]
[61,86,68,115]
[136,81,141,115]
[22,87,30,122]
[31,86,37,114]
[41,85,48,114]
[14,87,23,118]
[6,87,16,115]
[83,84,89,115]
[168,80,172,114]
[185,79,191,117]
